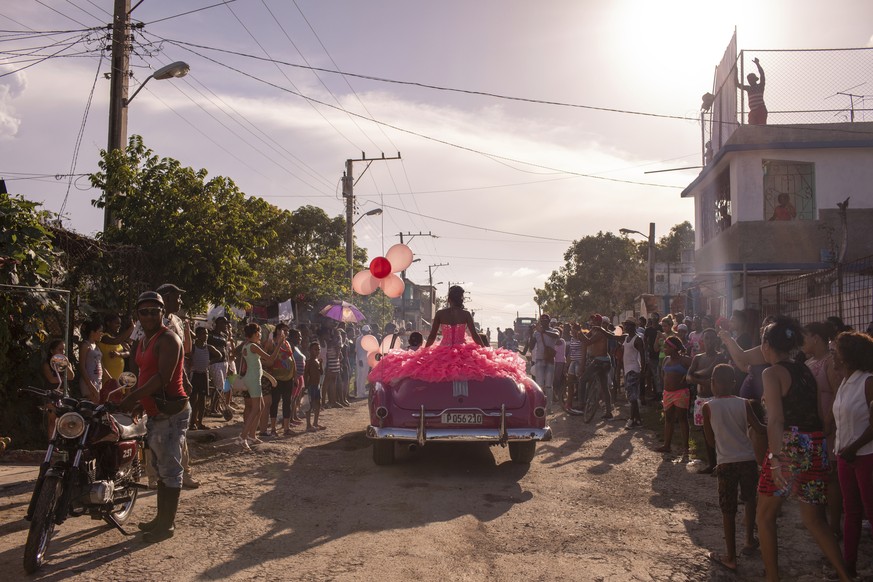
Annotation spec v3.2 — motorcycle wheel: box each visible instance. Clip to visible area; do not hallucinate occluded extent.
[111,482,138,524]
[23,474,62,574]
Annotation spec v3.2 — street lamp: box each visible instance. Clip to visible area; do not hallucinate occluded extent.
[124,61,190,106]
[104,60,191,231]
[353,207,382,226]
[619,222,655,295]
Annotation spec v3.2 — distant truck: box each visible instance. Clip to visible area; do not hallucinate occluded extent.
[513,316,537,338]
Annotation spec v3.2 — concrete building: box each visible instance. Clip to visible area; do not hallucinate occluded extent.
[682,122,873,319]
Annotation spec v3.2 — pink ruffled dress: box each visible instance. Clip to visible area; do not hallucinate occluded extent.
[368,323,527,384]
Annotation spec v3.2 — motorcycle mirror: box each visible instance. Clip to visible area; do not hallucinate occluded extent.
[118,371,137,390]
[50,354,69,373]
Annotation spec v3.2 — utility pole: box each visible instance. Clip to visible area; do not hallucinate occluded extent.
[428,263,448,319]
[397,231,437,328]
[647,222,656,297]
[343,152,401,291]
[105,0,131,231]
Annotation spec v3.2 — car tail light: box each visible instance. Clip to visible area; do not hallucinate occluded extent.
[376,407,388,419]
[534,407,545,418]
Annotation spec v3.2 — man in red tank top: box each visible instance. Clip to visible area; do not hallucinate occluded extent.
[121,291,189,543]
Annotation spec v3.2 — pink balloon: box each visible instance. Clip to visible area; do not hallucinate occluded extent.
[352,270,379,295]
[381,335,397,353]
[370,256,392,279]
[361,334,379,352]
[367,351,379,368]
[385,243,414,273]
[379,273,405,298]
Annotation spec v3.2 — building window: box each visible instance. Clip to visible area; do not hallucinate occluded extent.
[763,160,815,221]
[702,169,731,244]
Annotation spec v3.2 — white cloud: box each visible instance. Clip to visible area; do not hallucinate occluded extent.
[511,267,537,278]
[0,67,26,139]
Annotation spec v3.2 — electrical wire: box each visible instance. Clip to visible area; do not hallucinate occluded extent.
[222,2,361,151]
[59,52,102,219]
[34,0,92,28]
[0,35,89,78]
[379,202,573,242]
[140,0,239,26]
[152,37,696,122]
[158,37,683,189]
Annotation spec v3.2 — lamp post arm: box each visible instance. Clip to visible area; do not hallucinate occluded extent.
[124,75,154,106]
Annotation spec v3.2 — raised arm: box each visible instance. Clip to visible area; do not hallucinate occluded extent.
[718,330,764,370]
[754,57,765,87]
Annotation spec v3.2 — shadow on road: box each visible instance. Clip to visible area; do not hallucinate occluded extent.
[200,430,532,579]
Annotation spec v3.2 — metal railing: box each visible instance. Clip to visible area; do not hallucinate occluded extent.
[758,254,873,328]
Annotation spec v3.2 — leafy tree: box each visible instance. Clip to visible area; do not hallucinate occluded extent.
[535,231,646,318]
[356,292,394,332]
[259,205,367,308]
[655,220,695,263]
[91,135,281,311]
[0,193,65,445]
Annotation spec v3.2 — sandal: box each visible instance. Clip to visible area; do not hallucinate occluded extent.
[740,540,760,556]
[653,445,672,453]
[283,429,294,436]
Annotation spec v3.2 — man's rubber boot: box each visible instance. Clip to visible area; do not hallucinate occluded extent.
[142,487,180,543]
[138,482,164,532]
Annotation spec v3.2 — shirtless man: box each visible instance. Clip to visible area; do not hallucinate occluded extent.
[687,328,728,473]
[578,314,620,420]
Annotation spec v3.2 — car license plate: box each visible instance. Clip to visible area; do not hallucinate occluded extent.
[442,412,483,425]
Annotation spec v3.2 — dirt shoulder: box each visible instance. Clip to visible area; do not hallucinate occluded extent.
[0,399,868,581]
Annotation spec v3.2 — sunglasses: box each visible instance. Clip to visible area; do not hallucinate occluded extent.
[138,307,163,317]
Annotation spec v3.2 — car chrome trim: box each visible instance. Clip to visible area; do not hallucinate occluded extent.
[366,425,552,443]
[411,408,513,418]
[499,404,507,444]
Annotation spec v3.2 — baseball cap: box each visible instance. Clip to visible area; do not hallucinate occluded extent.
[156,283,185,295]
[677,323,688,331]
[361,324,371,333]
[136,291,164,308]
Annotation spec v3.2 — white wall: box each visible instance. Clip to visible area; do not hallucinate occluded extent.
[731,148,873,222]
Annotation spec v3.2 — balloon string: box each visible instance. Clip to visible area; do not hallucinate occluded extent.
[380,191,385,256]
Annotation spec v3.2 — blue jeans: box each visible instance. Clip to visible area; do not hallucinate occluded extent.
[146,405,191,489]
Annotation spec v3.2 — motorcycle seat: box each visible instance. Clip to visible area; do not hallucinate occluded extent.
[111,413,147,439]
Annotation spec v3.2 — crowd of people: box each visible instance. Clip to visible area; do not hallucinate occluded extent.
[491,309,872,581]
[39,290,873,576]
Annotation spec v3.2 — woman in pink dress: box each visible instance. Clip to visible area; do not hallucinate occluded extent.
[368,286,527,384]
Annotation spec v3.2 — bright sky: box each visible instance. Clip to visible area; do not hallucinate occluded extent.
[2,0,872,330]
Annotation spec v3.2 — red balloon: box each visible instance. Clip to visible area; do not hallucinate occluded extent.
[370,256,392,279]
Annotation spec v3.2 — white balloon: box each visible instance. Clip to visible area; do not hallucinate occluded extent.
[385,243,414,272]
[352,270,379,295]
[361,334,379,352]
[379,273,405,298]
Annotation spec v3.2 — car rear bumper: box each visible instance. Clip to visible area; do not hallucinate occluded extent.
[366,425,552,444]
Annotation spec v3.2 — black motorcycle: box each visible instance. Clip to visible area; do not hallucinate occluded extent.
[20,356,145,574]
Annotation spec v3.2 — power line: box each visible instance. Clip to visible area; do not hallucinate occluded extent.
[140,0,239,26]
[156,36,682,189]
[34,0,92,28]
[152,37,694,122]
[379,202,573,242]
[59,52,103,219]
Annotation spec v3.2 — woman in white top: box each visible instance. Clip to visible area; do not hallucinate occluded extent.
[832,332,873,578]
[78,319,104,402]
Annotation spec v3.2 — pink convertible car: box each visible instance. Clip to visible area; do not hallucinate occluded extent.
[367,375,552,465]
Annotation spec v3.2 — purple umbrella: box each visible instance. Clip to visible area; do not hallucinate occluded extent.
[319,300,366,323]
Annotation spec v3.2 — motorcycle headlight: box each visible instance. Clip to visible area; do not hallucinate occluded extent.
[56,412,85,439]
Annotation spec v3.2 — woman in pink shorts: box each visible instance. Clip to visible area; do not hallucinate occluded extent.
[654,337,692,456]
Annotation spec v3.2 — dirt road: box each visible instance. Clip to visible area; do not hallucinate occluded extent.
[0,401,868,581]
